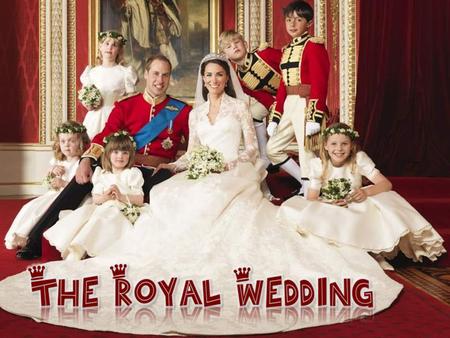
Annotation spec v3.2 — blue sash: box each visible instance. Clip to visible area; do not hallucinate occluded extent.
[134,98,186,150]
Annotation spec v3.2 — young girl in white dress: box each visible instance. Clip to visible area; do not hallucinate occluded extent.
[4,121,89,250]
[279,123,446,267]
[44,131,144,260]
[80,31,138,139]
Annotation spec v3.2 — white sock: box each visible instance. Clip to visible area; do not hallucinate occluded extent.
[300,179,310,197]
[254,121,270,168]
[65,249,84,261]
[280,158,302,183]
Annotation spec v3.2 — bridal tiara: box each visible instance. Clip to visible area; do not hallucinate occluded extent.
[200,53,229,64]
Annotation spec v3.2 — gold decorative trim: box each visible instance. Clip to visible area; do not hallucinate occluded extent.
[39,0,47,144]
[0,143,52,151]
[210,0,221,53]
[249,0,261,50]
[331,0,339,72]
[315,0,326,39]
[237,0,245,36]
[51,0,63,134]
[266,0,273,46]
[339,0,356,127]
[67,0,76,121]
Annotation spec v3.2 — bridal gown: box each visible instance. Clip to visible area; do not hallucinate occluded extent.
[0,94,402,335]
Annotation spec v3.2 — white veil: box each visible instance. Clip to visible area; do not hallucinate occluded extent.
[194,53,248,108]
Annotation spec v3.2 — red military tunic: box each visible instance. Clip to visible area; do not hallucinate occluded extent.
[236,46,282,110]
[271,33,329,125]
[86,92,191,160]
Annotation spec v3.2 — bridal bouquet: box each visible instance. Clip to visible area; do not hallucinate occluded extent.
[78,84,102,109]
[320,178,352,202]
[186,145,225,179]
[120,204,141,225]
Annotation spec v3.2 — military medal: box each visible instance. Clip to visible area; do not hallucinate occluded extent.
[161,137,173,150]
[167,120,173,134]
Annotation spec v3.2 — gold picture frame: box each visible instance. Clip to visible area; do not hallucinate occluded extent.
[89,0,221,100]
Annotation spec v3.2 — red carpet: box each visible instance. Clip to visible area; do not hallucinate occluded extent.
[0,176,449,337]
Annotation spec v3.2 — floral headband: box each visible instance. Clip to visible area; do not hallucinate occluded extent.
[103,130,136,150]
[98,31,126,46]
[322,125,359,140]
[55,124,87,135]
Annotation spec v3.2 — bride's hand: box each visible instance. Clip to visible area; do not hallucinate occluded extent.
[154,163,177,175]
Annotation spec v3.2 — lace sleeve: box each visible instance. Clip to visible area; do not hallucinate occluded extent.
[235,100,258,165]
[171,108,201,172]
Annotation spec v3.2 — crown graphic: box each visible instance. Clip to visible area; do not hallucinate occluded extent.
[28,265,45,280]
[110,264,127,279]
[233,267,251,282]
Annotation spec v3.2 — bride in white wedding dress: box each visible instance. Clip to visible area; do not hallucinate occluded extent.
[0,54,402,335]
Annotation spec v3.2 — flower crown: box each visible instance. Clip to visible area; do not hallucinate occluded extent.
[98,31,126,46]
[103,130,136,150]
[322,125,359,140]
[55,124,87,135]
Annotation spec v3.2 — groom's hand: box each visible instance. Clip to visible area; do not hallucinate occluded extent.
[76,158,93,184]
[154,163,177,175]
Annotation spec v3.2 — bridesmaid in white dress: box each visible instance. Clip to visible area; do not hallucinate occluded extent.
[279,123,446,267]
[0,55,403,335]
[4,121,89,249]
[44,131,144,260]
[80,31,138,139]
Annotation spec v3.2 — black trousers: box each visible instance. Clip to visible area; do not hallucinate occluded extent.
[26,167,172,253]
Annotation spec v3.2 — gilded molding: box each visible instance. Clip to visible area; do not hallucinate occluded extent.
[39,0,47,143]
[266,0,273,46]
[249,0,261,50]
[339,0,356,127]
[51,0,63,135]
[68,0,76,121]
[237,0,245,36]
[314,0,326,39]
[331,0,339,72]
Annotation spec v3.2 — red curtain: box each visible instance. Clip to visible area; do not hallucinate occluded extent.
[355,0,450,176]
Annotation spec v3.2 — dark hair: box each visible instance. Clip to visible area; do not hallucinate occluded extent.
[283,1,314,21]
[144,54,172,72]
[101,133,136,172]
[200,58,236,101]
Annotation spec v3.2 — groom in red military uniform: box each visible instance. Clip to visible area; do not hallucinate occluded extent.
[17,55,191,260]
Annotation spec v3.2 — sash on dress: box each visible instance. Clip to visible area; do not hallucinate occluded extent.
[134,98,185,150]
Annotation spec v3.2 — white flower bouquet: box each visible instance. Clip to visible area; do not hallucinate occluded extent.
[186,145,226,179]
[120,204,141,225]
[320,178,352,202]
[78,84,102,109]
[43,173,57,191]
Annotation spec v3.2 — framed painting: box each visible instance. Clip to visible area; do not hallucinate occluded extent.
[89,0,221,100]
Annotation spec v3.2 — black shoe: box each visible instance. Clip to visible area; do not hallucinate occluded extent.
[16,245,41,260]
[266,163,280,174]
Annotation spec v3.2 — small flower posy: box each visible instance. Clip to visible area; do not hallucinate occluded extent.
[120,204,141,225]
[320,178,352,202]
[187,145,226,180]
[322,126,359,140]
[42,173,58,191]
[78,85,102,109]
[98,31,127,46]
[103,130,137,150]
[55,124,87,135]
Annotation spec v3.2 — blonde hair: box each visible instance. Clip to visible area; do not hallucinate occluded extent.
[319,122,359,181]
[219,30,245,52]
[53,121,90,161]
[95,36,125,66]
[101,133,136,172]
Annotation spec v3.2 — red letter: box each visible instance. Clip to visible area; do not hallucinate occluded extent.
[82,276,98,308]
[58,279,79,307]
[284,279,299,306]
[31,279,57,306]
[329,278,351,306]
[266,276,282,308]
[202,280,221,307]
[158,278,177,307]
[237,280,263,306]
[299,280,314,306]
[318,277,327,306]
[134,279,156,304]
[115,278,132,306]
[352,279,373,308]
[180,280,202,306]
